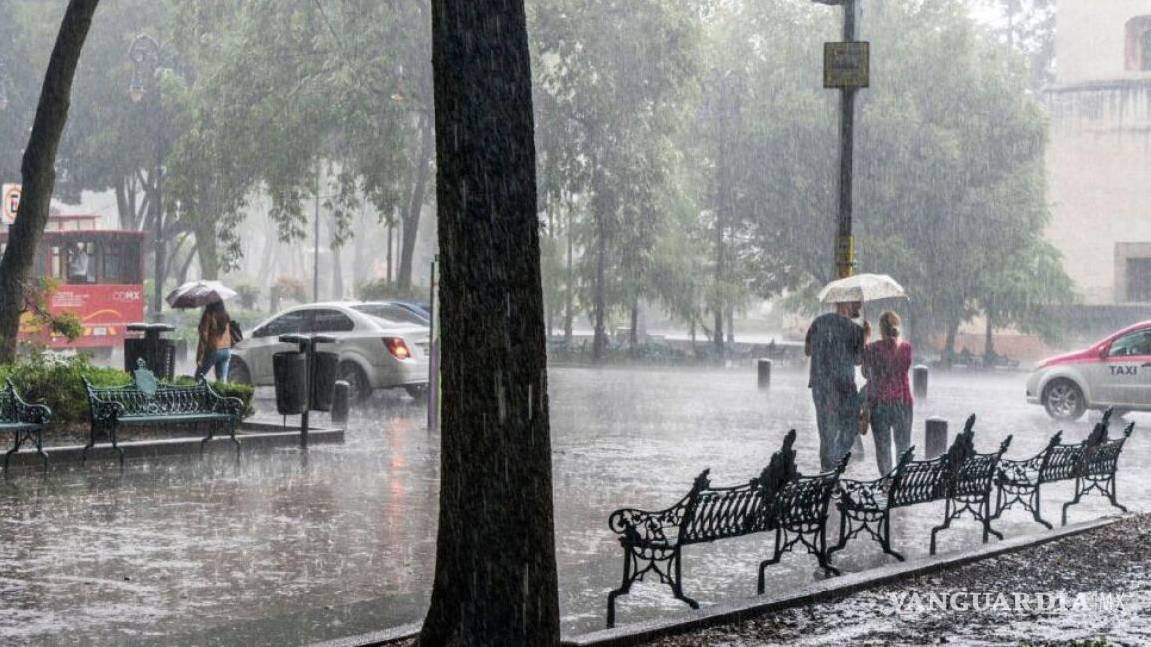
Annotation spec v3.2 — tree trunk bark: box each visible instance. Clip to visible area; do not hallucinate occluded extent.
[397,114,434,291]
[0,0,100,363]
[591,164,609,363]
[943,317,960,367]
[563,200,574,344]
[983,307,995,364]
[419,2,559,645]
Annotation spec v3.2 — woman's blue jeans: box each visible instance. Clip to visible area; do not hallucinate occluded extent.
[195,348,232,383]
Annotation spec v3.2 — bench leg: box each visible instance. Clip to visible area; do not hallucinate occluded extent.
[670,550,698,610]
[201,423,217,454]
[930,499,953,555]
[605,549,632,628]
[880,511,905,561]
[4,429,22,471]
[816,522,840,577]
[229,418,241,453]
[110,426,124,467]
[82,424,99,462]
[1106,475,1128,514]
[828,505,850,557]
[758,528,784,595]
[981,496,1003,542]
[1030,488,1052,530]
[1062,478,1082,527]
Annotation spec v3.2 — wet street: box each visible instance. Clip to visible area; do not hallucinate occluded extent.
[0,365,1144,645]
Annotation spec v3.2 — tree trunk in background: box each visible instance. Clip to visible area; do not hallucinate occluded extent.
[983,308,995,363]
[0,0,99,363]
[564,201,574,344]
[397,114,434,291]
[591,164,609,363]
[726,305,735,343]
[418,1,559,644]
[943,317,960,367]
[629,299,639,348]
[192,216,220,280]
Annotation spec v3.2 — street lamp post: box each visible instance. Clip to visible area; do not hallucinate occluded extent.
[128,34,171,322]
[815,0,865,280]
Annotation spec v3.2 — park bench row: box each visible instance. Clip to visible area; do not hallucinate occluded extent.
[0,359,244,470]
[605,410,1134,627]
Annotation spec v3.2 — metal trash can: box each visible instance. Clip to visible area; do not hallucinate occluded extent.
[273,351,308,415]
[124,323,176,380]
[309,351,339,412]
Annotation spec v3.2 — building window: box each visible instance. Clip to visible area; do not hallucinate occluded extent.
[1127,258,1151,302]
[1125,17,1151,71]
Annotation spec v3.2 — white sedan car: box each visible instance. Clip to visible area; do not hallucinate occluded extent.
[230,302,430,403]
[1027,320,1151,420]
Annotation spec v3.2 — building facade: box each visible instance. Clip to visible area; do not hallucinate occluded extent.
[1047,0,1151,305]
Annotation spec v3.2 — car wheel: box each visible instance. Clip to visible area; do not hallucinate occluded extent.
[405,384,429,402]
[1043,379,1086,421]
[229,358,252,386]
[338,362,372,404]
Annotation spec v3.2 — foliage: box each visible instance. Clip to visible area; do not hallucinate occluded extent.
[233,283,260,310]
[0,353,129,424]
[358,279,429,303]
[272,276,307,303]
[0,353,255,425]
[21,278,85,343]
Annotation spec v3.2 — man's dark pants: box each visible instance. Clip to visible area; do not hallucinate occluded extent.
[813,384,857,472]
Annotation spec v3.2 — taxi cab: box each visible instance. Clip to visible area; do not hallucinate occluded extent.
[1027,320,1151,420]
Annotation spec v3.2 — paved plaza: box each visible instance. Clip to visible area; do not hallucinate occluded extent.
[0,366,1143,645]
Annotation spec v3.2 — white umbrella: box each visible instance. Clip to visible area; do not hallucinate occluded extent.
[818,273,907,304]
[166,280,238,309]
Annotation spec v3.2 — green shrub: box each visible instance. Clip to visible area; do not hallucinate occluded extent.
[359,278,430,302]
[0,354,256,425]
[173,376,255,418]
[0,354,127,424]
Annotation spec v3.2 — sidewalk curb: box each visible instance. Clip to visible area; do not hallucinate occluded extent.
[560,515,1123,647]
[311,622,422,647]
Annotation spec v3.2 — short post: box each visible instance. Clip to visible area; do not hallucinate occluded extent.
[925,417,948,459]
[331,380,350,427]
[757,359,772,389]
[913,364,929,399]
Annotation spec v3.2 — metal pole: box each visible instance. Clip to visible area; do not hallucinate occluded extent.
[835,0,859,280]
[153,88,165,321]
[313,163,320,302]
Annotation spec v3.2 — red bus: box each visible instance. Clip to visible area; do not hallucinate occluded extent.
[0,214,145,353]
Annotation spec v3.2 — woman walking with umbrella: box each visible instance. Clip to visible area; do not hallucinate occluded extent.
[194,301,233,382]
[167,280,238,383]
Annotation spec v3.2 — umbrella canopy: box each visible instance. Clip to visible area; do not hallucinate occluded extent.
[166,280,238,309]
[818,273,906,304]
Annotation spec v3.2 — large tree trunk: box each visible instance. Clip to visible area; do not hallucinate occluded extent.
[0,0,99,363]
[419,2,559,645]
[397,114,435,291]
[193,216,220,280]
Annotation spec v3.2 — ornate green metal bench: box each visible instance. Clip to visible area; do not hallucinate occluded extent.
[831,415,1013,559]
[994,409,1133,528]
[83,359,244,463]
[604,430,848,627]
[1,379,52,470]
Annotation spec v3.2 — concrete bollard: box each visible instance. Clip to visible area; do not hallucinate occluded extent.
[913,365,929,400]
[757,359,772,389]
[925,417,948,459]
[331,380,350,427]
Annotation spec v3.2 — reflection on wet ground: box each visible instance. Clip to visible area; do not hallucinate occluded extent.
[0,367,1143,645]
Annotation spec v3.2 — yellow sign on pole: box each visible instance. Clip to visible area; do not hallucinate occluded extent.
[835,235,855,279]
[824,42,870,89]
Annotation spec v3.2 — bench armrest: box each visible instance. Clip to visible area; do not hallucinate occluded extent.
[213,396,245,418]
[839,476,891,509]
[88,398,125,424]
[608,502,688,546]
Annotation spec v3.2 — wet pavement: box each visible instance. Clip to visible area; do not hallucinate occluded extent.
[0,366,1145,645]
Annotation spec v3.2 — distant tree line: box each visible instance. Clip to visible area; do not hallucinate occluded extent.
[0,0,1071,361]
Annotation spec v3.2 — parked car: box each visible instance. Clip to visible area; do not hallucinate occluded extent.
[352,300,431,326]
[230,302,430,403]
[1027,320,1151,420]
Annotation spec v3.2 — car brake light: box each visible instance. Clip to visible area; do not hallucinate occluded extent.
[384,338,412,360]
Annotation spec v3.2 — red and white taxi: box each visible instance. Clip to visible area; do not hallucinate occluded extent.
[1027,320,1151,420]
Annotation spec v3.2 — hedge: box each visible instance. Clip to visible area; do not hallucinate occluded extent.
[0,354,254,425]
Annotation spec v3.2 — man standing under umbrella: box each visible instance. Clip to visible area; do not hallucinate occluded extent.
[805,300,869,471]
